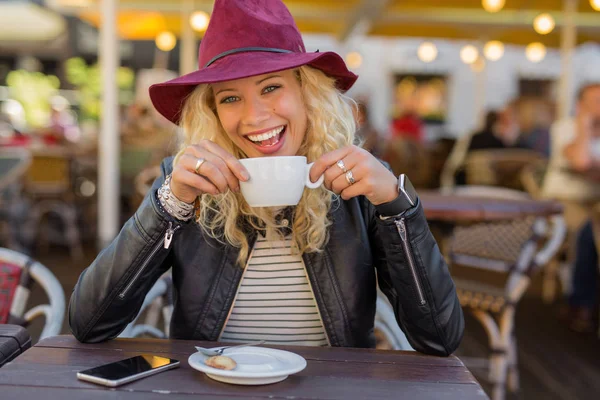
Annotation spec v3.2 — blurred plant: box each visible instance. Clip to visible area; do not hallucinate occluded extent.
[65,57,135,122]
[6,70,60,128]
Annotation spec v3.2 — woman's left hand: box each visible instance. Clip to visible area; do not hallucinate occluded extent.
[310,145,398,205]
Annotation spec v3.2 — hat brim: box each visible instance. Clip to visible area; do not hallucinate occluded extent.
[149,51,358,124]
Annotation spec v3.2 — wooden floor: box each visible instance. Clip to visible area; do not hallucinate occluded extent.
[21,244,600,400]
[457,295,600,400]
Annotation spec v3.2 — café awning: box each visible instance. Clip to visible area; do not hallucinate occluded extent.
[48,0,600,46]
[0,1,66,42]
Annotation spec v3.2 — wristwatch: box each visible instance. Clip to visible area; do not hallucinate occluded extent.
[375,174,418,217]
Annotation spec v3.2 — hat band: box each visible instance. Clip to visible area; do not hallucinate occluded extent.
[204,47,293,68]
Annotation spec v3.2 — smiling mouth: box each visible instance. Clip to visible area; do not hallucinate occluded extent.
[244,125,286,147]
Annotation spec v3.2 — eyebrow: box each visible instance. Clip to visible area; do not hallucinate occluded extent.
[215,75,282,97]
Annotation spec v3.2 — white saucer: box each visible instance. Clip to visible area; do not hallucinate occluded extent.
[188,346,307,385]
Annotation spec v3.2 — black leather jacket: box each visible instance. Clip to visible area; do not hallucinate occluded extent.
[69,158,464,356]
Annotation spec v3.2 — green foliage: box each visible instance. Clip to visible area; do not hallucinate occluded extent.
[65,57,135,122]
[6,70,60,128]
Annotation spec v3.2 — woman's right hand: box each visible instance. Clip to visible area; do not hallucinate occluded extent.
[170,140,250,204]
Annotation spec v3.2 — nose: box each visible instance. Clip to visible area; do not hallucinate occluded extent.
[241,94,270,126]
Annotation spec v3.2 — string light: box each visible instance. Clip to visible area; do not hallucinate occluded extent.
[533,13,555,35]
[417,42,438,63]
[345,52,363,69]
[525,42,546,63]
[484,41,504,61]
[460,45,479,64]
[482,0,505,13]
[190,11,210,32]
[155,31,176,52]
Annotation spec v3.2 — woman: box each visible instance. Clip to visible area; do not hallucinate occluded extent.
[69,0,463,356]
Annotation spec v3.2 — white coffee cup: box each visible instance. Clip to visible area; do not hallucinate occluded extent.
[238,156,324,207]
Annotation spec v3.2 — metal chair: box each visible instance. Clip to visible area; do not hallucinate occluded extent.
[118,274,173,339]
[446,188,566,400]
[0,148,31,251]
[22,149,83,261]
[0,247,65,340]
[462,149,547,191]
[375,290,414,351]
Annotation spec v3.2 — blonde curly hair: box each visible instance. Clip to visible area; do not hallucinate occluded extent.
[175,66,356,265]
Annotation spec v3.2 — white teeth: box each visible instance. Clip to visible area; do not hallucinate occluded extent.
[247,126,284,142]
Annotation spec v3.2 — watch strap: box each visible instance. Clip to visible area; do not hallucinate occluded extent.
[375,174,418,217]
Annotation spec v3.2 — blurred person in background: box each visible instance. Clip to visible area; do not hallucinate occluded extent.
[513,98,552,157]
[467,110,506,151]
[390,108,424,143]
[495,101,522,147]
[542,83,600,329]
[564,219,598,333]
[353,100,383,158]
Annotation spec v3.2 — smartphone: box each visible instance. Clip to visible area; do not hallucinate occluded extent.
[76,354,180,387]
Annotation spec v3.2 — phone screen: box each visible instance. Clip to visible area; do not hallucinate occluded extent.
[78,355,179,383]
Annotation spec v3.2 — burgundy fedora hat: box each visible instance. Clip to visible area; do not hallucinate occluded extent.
[149,0,358,124]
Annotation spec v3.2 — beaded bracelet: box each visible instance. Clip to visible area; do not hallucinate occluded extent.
[157,174,195,221]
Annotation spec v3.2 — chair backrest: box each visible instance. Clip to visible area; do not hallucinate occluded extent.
[24,149,72,196]
[119,273,173,339]
[440,131,474,190]
[520,158,548,199]
[462,149,546,191]
[0,248,65,340]
[448,195,566,303]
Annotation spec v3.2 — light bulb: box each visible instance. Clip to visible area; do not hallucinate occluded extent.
[190,11,210,32]
[482,0,505,13]
[484,41,504,61]
[345,52,363,69]
[417,42,438,63]
[525,42,546,63]
[156,31,176,52]
[591,0,600,12]
[460,45,479,64]
[533,13,555,35]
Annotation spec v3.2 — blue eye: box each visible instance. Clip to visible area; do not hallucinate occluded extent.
[220,96,238,104]
[263,85,280,94]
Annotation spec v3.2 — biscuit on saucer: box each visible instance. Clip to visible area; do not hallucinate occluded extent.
[205,355,237,370]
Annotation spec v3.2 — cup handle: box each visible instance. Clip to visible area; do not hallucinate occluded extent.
[305,162,324,189]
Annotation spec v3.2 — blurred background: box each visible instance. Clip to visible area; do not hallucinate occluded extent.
[1,1,600,399]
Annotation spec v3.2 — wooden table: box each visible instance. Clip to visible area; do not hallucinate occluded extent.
[419,189,564,257]
[420,190,563,224]
[0,335,488,399]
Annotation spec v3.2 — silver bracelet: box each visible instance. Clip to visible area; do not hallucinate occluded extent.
[157,174,195,221]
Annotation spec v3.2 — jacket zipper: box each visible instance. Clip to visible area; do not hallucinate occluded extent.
[395,219,427,306]
[119,221,180,299]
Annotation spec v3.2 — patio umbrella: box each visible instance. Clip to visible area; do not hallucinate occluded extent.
[0,0,66,42]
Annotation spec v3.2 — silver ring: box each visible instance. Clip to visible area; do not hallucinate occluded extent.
[194,158,206,174]
[336,159,348,173]
[345,170,356,185]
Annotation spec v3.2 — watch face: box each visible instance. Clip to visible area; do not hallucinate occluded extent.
[400,175,416,206]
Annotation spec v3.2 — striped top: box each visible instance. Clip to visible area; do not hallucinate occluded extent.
[220,235,329,347]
